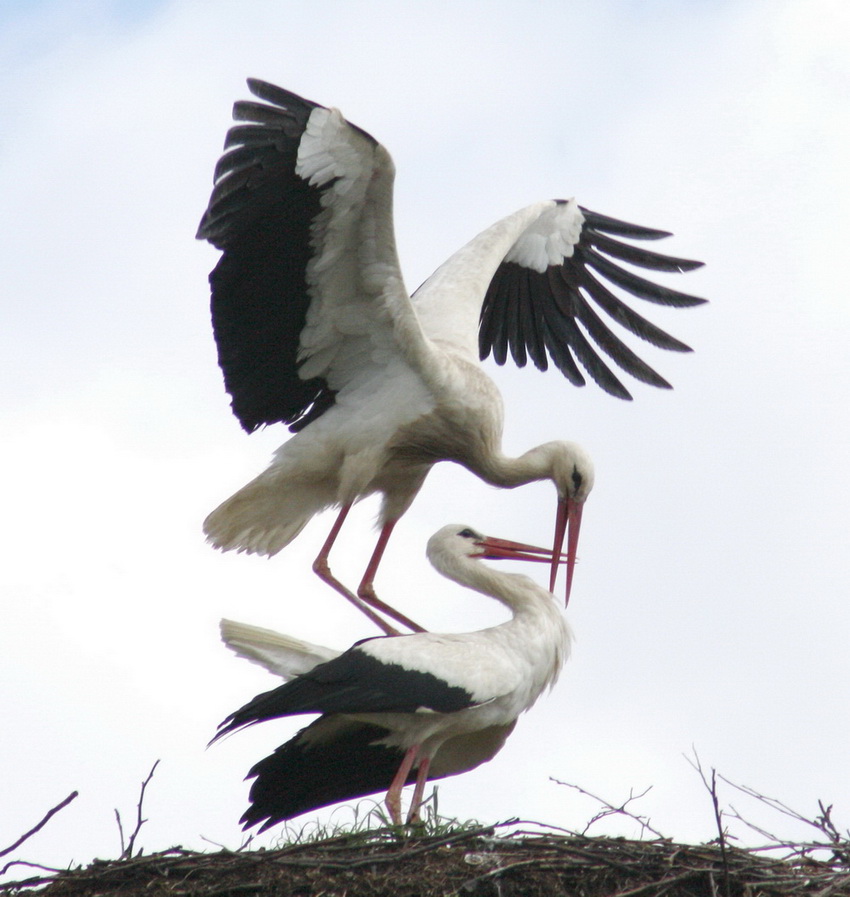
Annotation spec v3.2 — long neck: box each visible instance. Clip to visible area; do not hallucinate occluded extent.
[473,442,560,490]
[432,545,552,617]
[433,548,572,691]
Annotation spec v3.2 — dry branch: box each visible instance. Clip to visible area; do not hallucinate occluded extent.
[551,776,667,840]
[115,760,160,860]
[685,749,732,897]
[0,791,79,880]
[0,792,78,862]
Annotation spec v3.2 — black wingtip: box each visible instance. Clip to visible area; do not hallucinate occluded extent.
[600,377,634,401]
[245,79,317,109]
[246,78,287,101]
[208,716,240,748]
[579,207,674,241]
[246,77,268,94]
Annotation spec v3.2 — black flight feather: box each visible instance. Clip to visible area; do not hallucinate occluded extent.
[212,644,477,744]
[240,720,417,830]
[479,204,706,397]
[197,81,337,433]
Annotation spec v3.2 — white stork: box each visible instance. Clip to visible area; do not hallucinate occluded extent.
[211,524,573,828]
[217,619,519,816]
[197,80,705,633]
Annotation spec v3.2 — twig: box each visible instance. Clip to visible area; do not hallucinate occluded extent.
[0,857,71,879]
[116,760,160,860]
[685,749,732,897]
[816,801,850,865]
[0,790,78,861]
[718,774,850,866]
[114,807,126,857]
[551,777,667,840]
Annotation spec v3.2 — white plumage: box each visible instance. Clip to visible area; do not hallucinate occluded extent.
[219,619,519,791]
[220,619,338,679]
[213,524,572,828]
[197,81,705,633]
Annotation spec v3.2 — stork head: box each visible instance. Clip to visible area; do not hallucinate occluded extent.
[546,441,594,606]
[427,525,569,575]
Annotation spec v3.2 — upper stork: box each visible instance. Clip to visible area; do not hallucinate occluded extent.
[197,80,705,634]
[211,524,573,828]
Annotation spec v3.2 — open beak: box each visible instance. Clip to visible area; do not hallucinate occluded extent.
[550,496,584,606]
[475,535,569,565]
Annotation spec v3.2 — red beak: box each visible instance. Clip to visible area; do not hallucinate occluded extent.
[550,496,584,606]
[475,535,569,565]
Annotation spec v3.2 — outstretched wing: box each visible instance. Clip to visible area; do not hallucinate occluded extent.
[197,81,420,433]
[479,202,706,399]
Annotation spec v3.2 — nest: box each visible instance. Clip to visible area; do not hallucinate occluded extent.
[4,827,850,897]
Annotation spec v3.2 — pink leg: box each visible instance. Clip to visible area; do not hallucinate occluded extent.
[313,505,400,636]
[357,521,427,633]
[406,755,432,824]
[385,744,420,826]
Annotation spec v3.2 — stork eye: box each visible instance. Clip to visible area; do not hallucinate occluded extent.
[457,528,480,540]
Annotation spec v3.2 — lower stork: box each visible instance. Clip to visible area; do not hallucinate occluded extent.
[218,619,520,816]
[211,524,573,828]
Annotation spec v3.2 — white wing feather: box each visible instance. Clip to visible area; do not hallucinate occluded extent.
[220,618,338,680]
[294,107,430,389]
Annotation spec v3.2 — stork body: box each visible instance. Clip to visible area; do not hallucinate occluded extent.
[197,81,704,631]
[212,525,572,828]
[219,617,517,798]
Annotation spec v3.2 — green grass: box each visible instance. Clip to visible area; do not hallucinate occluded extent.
[262,787,486,849]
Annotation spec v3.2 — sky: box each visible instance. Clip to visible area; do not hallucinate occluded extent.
[2,0,849,878]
